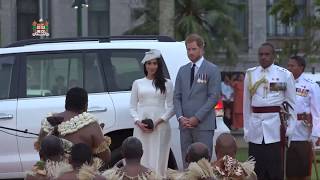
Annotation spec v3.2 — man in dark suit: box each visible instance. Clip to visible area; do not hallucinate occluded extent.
[173,33,221,168]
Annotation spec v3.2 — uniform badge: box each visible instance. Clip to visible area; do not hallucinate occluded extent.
[296,88,309,97]
[269,82,286,91]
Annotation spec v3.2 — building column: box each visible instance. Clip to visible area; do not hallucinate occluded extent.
[0,0,17,47]
[248,0,267,60]
[50,0,77,38]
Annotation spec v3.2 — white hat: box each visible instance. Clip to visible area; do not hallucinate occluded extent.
[141,49,161,64]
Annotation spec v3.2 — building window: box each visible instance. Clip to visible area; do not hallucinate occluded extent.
[88,0,110,36]
[267,0,306,37]
[17,0,39,40]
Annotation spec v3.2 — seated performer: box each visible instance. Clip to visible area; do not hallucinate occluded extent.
[57,143,105,180]
[34,87,111,165]
[102,136,161,180]
[167,142,215,180]
[212,133,257,180]
[25,135,72,180]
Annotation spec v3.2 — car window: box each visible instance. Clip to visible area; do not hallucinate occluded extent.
[103,49,170,92]
[0,56,15,100]
[25,51,104,97]
[84,53,105,93]
[103,50,146,91]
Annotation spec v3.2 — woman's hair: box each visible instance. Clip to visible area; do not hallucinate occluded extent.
[143,57,167,94]
[65,87,88,112]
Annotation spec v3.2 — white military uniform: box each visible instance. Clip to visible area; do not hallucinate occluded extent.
[292,73,320,142]
[243,64,297,144]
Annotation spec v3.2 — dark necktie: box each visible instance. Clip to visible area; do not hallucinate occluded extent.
[190,64,195,88]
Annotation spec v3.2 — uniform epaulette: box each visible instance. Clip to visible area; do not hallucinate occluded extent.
[246,67,257,72]
[303,77,315,83]
[274,65,289,73]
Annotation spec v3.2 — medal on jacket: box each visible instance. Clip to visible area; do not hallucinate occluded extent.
[197,74,207,83]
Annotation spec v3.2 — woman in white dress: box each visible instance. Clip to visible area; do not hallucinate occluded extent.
[130,49,175,176]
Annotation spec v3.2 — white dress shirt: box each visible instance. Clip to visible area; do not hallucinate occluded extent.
[190,56,204,76]
[243,64,297,144]
[292,73,320,142]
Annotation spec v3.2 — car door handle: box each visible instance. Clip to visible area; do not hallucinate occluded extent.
[88,107,107,113]
[0,113,13,120]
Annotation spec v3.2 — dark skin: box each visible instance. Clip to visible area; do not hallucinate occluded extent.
[37,104,111,164]
[214,133,237,160]
[287,58,320,146]
[258,45,275,69]
[287,59,317,180]
[57,158,106,180]
[186,142,209,163]
[121,159,150,178]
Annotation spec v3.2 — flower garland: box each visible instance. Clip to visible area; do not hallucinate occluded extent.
[41,112,98,136]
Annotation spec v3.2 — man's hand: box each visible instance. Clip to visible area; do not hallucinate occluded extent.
[188,116,199,128]
[135,121,153,133]
[179,117,191,128]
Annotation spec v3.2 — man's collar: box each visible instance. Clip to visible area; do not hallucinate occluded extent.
[295,72,304,82]
[259,64,273,72]
[191,56,204,67]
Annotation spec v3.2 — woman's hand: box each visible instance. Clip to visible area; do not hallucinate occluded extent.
[135,121,153,133]
[154,118,164,128]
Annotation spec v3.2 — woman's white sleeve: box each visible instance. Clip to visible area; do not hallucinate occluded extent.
[161,80,175,121]
[130,80,140,122]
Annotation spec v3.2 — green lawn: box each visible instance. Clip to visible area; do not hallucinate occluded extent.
[236,148,320,179]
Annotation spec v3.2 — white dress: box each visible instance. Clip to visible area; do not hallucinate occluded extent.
[130,77,174,176]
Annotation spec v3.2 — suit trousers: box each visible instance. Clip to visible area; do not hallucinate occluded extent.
[180,128,214,168]
[249,141,283,180]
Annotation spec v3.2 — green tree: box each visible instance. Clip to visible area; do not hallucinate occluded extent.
[126,0,244,63]
[125,1,159,35]
[270,0,320,64]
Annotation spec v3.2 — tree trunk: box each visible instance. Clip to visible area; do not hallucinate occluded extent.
[159,0,175,38]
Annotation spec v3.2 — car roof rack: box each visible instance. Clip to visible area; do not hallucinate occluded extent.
[6,35,176,48]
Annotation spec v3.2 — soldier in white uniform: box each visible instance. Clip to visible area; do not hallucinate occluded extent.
[286,55,320,180]
[243,42,296,180]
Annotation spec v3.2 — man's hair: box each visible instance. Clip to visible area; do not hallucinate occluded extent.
[40,135,64,159]
[290,55,306,71]
[215,133,237,158]
[185,33,205,48]
[260,42,275,55]
[71,143,92,166]
[186,142,210,163]
[121,136,143,160]
[65,87,88,112]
